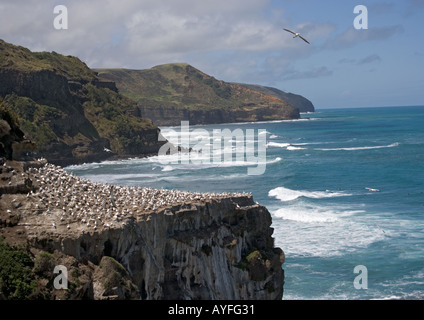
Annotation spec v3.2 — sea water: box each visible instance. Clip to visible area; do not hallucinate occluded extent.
[66,106,424,300]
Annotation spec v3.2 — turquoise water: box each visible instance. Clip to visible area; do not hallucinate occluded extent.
[66,106,424,300]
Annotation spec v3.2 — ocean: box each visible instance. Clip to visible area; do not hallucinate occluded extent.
[66,106,424,300]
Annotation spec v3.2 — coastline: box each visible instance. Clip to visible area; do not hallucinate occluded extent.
[0,157,285,300]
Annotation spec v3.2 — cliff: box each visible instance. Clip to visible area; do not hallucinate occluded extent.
[237,83,315,113]
[95,64,300,126]
[0,40,165,166]
[0,159,285,300]
[0,97,36,161]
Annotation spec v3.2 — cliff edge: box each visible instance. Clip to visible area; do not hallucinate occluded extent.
[0,40,165,166]
[237,83,315,113]
[96,64,300,126]
[0,159,285,300]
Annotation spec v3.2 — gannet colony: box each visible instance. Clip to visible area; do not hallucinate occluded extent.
[21,162,250,232]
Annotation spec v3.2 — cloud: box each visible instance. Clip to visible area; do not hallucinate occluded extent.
[324,25,403,50]
[367,2,395,14]
[282,66,333,81]
[0,0,293,67]
[338,58,356,64]
[339,54,382,66]
[358,54,382,65]
[0,0,336,72]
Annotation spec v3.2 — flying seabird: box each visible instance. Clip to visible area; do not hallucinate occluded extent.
[283,28,310,44]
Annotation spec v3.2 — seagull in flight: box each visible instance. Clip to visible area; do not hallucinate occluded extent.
[283,28,310,44]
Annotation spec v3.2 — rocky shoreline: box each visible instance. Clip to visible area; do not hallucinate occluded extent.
[0,158,285,300]
[1,39,286,300]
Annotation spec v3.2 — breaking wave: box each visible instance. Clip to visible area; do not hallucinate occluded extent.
[315,142,400,151]
[268,186,353,202]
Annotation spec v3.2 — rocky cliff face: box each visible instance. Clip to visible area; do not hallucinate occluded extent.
[96,64,300,126]
[0,97,39,164]
[0,160,285,300]
[237,83,315,113]
[0,40,165,166]
[139,103,299,127]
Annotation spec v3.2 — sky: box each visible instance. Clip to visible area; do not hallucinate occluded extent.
[0,0,423,109]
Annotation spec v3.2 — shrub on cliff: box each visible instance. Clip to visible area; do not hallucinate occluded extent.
[0,98,26,159]
[0,40,165,165]
[0,238,36,299]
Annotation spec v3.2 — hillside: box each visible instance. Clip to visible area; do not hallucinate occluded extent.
[236,83,315,113]
[0,112,285,300]
[0,40,165,166]
[95,64,301,126]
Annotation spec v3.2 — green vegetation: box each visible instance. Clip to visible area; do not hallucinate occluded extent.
[0,39,96,81]
[246,250,261,263]
[94,63,300,126]
[0,97,20,127]
[0,97,26,158]
[0,40,164,164]
[83,84,157,154]
[236,83,315,113]
[98,256,134,293]
[33,251,55,278]
[0,238,36,300]
[4,94,61,151]
[95,63,295,112]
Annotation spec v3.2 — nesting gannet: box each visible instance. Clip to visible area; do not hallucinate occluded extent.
[283,28,310,44]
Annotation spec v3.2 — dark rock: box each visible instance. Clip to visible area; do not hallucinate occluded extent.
[0,40,166,166]
[0,160,285,300]
[95,64,301,126]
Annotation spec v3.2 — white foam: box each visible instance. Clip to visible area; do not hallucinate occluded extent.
[292,142,328,146]
[162,165,174,172]
[316,142,399,151]
[273,206,339,223]
[267,157,283,165]
[271,204,387,257]
[147,140,283,167]
[267,142,290,148]
[269,186,352,202]
[258,130,270,135]
[287,145,306,151]
[266,142,311,150]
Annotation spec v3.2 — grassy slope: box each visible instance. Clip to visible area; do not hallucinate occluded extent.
[0,39,96,82]
[95,63,293,112]
[235,83,315,113]
[0,40,161,164]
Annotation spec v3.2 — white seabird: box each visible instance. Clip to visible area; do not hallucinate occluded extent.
[283,28,310,44]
